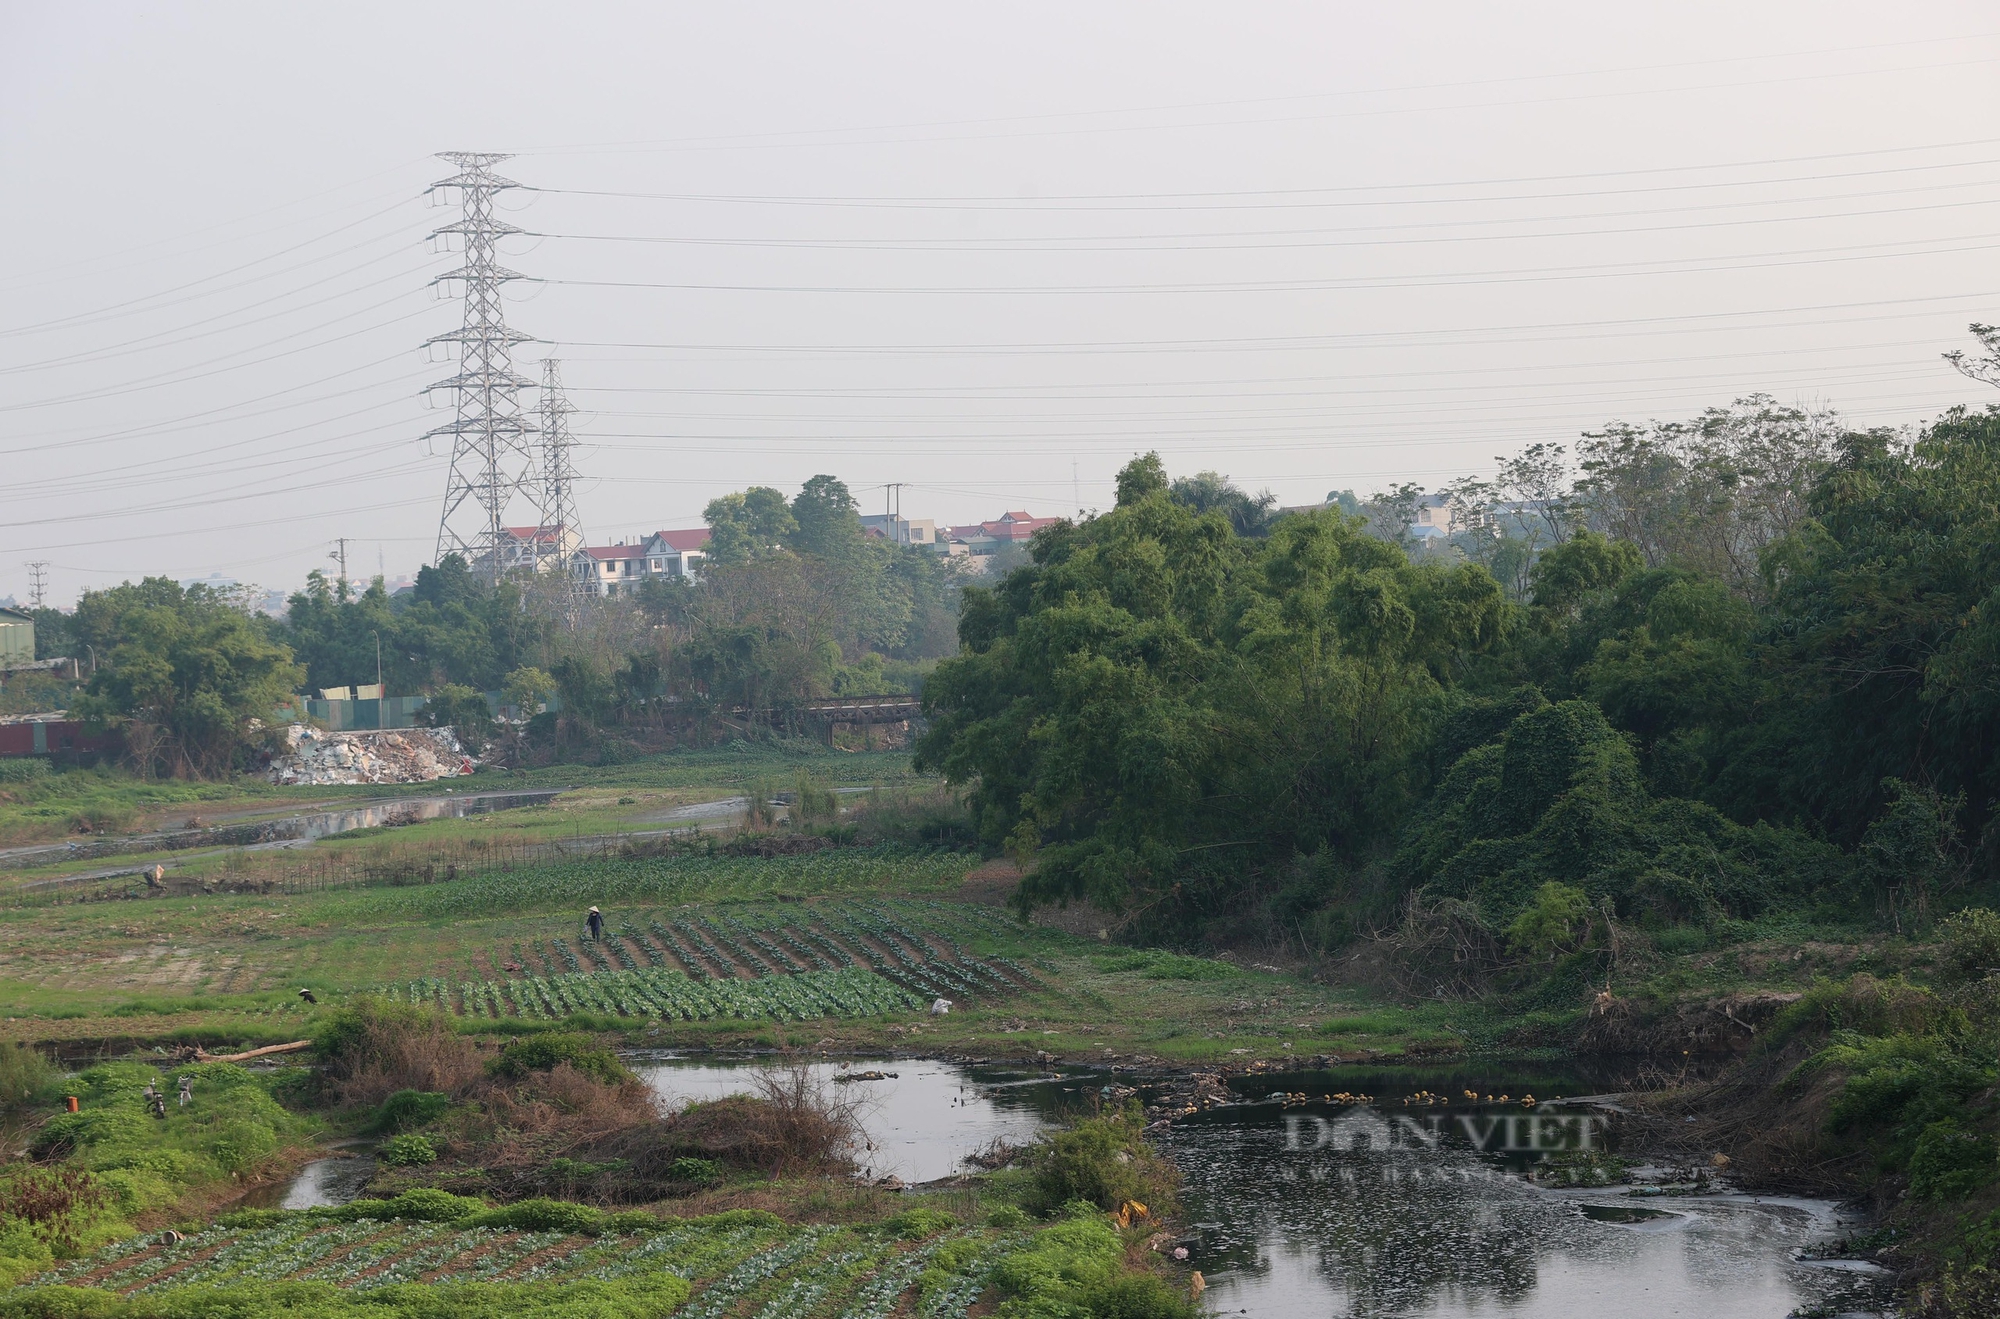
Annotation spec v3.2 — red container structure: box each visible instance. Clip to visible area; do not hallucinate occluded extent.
[0,718,118,759]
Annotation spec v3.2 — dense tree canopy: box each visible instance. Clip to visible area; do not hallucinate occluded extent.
[920,407,2000,941]
[68,579,301,778]
[916,457,1505,912]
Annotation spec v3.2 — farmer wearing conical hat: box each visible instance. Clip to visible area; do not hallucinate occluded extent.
[586,906,603,940]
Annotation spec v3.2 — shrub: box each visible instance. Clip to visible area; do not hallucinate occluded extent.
[983,1209,1195,1319]
[602,1209,666,1234]
[667,1157,719,1186]
[0,1045,62,1109]
[417,683,496,753]
[1505,882,1594,962]
[1025,1105,1177,1218]
[321,1188,484,1224]
[620,1067,863,1177]
[1821,1033,1995,1140]
[1936,908,2000,987]
[488,1033,631,1087]
[1091,950,1239,981]
[1078,1273,1201,1319]
[374,1090,449,1133]
[459,1198,606,1235]
[313,998,481,1106]
[0,1168,110,1253]
[881,1207,956,1240]
[1908,1120,1998,1200]
[378,1134,437,1167]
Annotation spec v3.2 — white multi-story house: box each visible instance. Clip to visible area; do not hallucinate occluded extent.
[571,528,710,597]
[639,528,710,579]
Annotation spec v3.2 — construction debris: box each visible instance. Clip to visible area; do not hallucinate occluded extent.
[267,725,471,786]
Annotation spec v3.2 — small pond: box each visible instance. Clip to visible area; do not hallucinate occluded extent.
[635,1055,1896,1318]
[632,1054,1091,1184]
[237,1055,1894,1315]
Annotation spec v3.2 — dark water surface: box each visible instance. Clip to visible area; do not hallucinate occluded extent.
[635,1055,1894,1318]
[1156,1112,1891,1318]
[236,1145,378,1210]
[245,1054,1891,1315]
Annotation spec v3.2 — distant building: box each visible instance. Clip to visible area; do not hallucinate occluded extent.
[497,525,585,573]
[0,607,33,666]
[1409,493,1460,542]
[859,514,939,547]
[181,572,239,592]
[573,529,710,597]
[944,510,1062,559]
[639,528,710,580]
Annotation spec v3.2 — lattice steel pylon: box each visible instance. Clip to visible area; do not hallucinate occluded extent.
[538,358,588,614]
[423,152,539,585]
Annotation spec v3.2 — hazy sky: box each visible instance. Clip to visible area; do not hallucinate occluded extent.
[3,2,1997,605]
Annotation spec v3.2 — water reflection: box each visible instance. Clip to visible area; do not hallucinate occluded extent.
[236,1148,377,1210]
[632,1055,1076,1184]
[283,790,560,842]
[1157,1111,1889,1318]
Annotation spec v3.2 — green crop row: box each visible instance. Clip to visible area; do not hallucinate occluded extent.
[342,848,978,921]
[385,966,920,1023]
[23,1211,1008,1318]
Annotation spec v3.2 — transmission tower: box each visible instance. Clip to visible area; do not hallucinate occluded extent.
[538,359,588,610]
[25,561,49,609]
[423,152,539,586]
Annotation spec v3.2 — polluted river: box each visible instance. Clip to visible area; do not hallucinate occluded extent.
[249,1054,1894,1316]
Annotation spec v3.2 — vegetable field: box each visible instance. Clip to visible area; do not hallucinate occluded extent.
[29,1211,1019,1318]
[383,901,1041,1021]
[353,849,981,920]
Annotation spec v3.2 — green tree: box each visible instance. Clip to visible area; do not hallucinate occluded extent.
[918,454,1504,914]
[1168,470,1278,537]
[788,474,864,559]
[69,579,302,778]
[416,684,495,752]
[1731,409,2000,843]
[502,666,557,715]
[703,488,798,563]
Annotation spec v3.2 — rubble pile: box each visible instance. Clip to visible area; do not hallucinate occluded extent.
[267,725,472,786]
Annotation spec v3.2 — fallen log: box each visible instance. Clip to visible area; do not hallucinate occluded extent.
[194,1039,313,1064]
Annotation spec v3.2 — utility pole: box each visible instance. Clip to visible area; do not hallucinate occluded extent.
[884,483,905,543]
[424,152,539,587]
[24,561,48,609]
[329,538,350,586]
[539,358,587,618]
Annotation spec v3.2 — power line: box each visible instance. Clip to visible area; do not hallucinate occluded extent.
[0,196,421,342]
[517,37,2000,156]
[526,149,2000,215]
[548,290,2000,357]
[536,231,2000,298]
[0,303,433,414]
[0,240,427,376]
